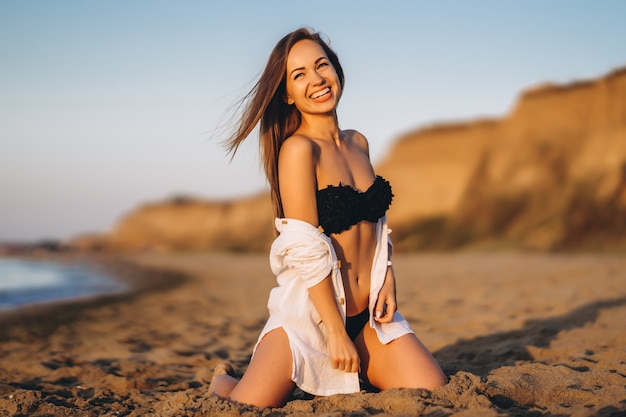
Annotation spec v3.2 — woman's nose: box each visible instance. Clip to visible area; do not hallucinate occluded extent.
[310,70,325,85]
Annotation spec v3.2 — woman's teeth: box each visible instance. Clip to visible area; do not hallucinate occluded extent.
[311,88,330,99]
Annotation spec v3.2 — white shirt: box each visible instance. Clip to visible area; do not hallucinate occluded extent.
[253,216,414,396]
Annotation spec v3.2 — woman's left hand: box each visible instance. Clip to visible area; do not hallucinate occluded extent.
[374,268,397,323]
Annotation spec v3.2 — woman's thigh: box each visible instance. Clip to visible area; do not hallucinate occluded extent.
[356,325,447,391]
[228,327,296,408]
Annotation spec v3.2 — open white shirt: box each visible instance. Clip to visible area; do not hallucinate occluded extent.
[254,216,414,396]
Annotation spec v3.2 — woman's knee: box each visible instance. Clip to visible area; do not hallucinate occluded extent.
[407,362,447,390]
[363,331,446,391]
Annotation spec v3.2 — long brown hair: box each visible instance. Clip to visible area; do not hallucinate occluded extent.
[223,27,345,218]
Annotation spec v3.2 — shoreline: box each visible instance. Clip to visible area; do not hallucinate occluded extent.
[0,251,625,416]
[0,253,191,340]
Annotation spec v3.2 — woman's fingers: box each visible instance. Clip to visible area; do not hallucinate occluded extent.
[332,355,360,373]
[329,332,360,372]
[375,298,396,323]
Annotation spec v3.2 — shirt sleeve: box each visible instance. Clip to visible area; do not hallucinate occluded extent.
[270,231,333,289]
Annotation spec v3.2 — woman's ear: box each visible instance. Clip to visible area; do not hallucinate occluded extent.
[285,96,294,105]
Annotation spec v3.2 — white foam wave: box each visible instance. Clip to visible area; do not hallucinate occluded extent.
[0,259,68,291]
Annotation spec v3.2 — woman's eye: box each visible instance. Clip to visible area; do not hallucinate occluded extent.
[294,73,304,80]
[318,62,329,69]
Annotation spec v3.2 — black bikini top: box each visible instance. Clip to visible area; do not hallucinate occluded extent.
[316,175,394,235]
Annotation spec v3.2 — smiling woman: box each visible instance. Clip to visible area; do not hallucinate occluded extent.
[207,27,446,408]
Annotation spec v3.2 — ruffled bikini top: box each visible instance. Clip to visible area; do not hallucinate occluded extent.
[316,175,394,235]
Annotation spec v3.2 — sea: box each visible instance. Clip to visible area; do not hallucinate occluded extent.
[0,258,126,310]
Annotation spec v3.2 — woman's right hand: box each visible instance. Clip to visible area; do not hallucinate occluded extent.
[327,330,360,373]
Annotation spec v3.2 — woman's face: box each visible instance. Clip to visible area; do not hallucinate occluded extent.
[285,39,341,115]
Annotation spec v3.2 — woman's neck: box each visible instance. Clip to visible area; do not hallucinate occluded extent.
[298,112,340,142]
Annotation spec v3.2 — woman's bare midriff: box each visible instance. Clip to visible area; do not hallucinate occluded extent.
[331,220,378,316]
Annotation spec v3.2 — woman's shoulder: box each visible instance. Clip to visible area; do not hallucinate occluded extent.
[283,133,316,146]
[278,134,318,174]
[342,129,370,154]
[280,134,318,159]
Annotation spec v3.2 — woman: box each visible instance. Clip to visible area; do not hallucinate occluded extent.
[208,27,446,408]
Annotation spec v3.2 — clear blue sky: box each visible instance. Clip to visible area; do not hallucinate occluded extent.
[1,0,625,242]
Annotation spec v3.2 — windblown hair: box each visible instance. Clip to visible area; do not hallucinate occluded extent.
[223,27,345,218]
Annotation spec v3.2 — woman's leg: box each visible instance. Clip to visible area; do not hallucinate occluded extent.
[355,325,447,391]
[209,327,296,408]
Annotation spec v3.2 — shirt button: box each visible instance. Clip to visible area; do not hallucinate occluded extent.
[339,298,345,305]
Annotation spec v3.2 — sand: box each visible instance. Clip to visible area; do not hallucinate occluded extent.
[0,251,625,416]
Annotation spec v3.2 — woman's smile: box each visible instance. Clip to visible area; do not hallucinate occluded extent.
[310,86,332,100]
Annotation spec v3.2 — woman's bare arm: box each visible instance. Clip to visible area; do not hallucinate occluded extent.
[278,136,359,373]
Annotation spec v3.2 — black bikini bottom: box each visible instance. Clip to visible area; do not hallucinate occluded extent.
[345,308,369,340]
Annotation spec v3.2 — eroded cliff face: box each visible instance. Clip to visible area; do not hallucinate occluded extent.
[378,67,626,250]
[81,193,274,252]
[80,66,626,252]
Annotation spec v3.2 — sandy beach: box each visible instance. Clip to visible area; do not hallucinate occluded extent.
[0,251,625,416]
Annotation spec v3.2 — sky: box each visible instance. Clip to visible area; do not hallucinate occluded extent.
[1,1,625,242]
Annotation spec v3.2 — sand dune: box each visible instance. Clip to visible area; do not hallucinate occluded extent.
[1,251,624,416]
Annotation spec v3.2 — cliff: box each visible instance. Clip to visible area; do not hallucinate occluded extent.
[76,66,626,252]
[377,67,626,250]
[72,193,274,252]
